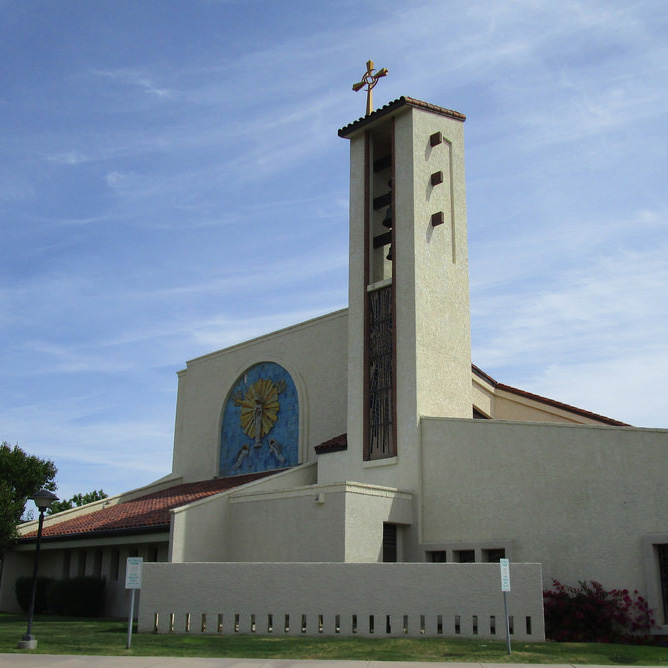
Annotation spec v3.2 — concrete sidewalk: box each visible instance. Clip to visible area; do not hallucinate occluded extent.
[0,659,661,668]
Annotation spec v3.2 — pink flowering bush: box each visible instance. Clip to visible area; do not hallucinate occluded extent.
[543,580,656,643]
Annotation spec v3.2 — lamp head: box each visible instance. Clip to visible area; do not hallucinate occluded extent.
[31,489,59,512]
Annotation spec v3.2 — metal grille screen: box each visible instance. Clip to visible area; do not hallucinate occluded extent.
[368,285,393,459]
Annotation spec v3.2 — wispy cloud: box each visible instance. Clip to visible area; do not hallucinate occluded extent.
[92,68,179,99]
[1,0,667,496]
[45,150,90,166]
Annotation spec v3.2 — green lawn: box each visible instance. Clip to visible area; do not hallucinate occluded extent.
[1,614,667,664]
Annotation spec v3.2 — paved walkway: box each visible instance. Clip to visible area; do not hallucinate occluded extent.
[0,659,662,668]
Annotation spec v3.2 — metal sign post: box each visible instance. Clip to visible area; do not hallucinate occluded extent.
[499,558,512,655]
[125,557,143,649]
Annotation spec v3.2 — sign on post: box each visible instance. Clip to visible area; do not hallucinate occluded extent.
[499,558,512,655]
[499,558,511,592]
[125,557,143,649]
[125,556,143,589]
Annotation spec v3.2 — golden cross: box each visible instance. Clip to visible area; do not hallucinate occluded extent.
[352,60,388,116]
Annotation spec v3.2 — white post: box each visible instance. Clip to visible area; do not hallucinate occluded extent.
[127,589,136,649]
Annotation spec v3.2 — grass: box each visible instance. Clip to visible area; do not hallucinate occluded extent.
[1,614,668,664]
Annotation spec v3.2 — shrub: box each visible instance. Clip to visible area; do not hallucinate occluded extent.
[543,579,656,643]
[14,575,55,614]
[47,576,106,617]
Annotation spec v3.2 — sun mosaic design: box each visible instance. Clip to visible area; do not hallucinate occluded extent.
[220,362,299,476]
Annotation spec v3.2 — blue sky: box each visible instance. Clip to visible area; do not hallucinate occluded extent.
[2,0,667,500]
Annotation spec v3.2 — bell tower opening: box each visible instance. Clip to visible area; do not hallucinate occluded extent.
[364,122,396,460]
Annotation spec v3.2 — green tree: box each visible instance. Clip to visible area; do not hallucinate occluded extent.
[48,489,107,515]
[0,442,57,560]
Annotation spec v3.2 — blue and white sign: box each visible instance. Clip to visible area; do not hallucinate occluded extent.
[499,558,511,592]
[125,557,143,590]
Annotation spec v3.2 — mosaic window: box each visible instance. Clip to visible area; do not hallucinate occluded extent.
[220,362,299,477]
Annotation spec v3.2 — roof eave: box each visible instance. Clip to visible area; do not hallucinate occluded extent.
[338,96,466,139]
[17,523,171,544]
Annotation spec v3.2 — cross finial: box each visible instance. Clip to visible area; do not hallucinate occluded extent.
[352,60,388,116]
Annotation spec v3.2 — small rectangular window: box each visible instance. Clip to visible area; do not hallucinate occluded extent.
[454,549,475,563]
[428,550,447,563]
[483,548,506,563]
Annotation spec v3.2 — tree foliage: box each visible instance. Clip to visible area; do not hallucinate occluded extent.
[48,489,107,515]
[0,441,57,559]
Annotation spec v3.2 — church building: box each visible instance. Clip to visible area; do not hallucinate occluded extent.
[3,93,668,639]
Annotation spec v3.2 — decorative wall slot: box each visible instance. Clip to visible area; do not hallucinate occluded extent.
[430,131,443,146]
[431,171,444,186]
[431,211,445,227]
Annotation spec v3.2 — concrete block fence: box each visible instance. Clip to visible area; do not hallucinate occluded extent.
[138,562,544,640]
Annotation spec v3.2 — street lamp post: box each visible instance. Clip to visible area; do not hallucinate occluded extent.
[18,488,59,651]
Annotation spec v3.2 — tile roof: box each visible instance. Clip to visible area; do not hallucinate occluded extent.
[313,368,628,457]
[20,471,276,542]
[338,96,466,138]
[472,364,629,426]
[314,433,348,454]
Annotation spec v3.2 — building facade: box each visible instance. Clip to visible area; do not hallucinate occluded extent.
[3,97,667,636]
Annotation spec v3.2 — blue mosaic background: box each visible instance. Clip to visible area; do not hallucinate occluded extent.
[220,362,299,476]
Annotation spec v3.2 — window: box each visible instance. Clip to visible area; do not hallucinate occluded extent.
[77,550,87,576]
[454,549,475,563]
[62,551,71,579]
[93,550,103,578]
[483,548,506,563]
[220,362,299,476]
[427,551,447,563]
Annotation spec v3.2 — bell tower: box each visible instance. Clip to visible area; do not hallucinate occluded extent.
[338,96,472,485]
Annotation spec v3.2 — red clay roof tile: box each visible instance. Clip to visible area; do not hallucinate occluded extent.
[21,471,276,541]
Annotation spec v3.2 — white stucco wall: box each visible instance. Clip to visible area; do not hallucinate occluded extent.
[420,417,668,599]
[138,561,544,640]
[171,468,412,565]
[170,464,317,563]
[170,310,348,483]
[227,484,347,562]
[343,484,412,562]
